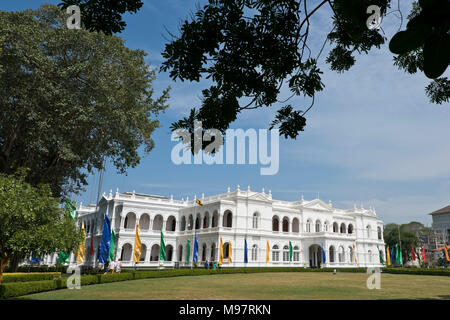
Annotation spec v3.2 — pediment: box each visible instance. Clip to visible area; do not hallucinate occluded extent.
[303,199,332,212]
[247,192,271,202]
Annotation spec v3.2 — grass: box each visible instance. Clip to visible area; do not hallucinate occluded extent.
[14,272,450,300]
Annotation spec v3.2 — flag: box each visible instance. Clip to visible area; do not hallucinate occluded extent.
[228,241,232,263]
[244,239,248,264]
[193,232,199,263]
[218,237,223,266]
[90,234,94,257]
[76,221,86,263]
[411,246,416,261]
[395,243,399,264]
[132,223,141,263]
[404,249,408,262]
[98,214,111,264]
[386,246,391,266]
[321,246,326,264]
[58,251,69,264]
[377,246,384,264]
[186,240,191,263]
[390,246,395,264]
[289,241,293,262]
[352,244,357,264]
[65,199,77,220]
[444,245,450,262]
[398,245,403,265]
[196,199,203,206]
[266,240,270,263]
[31,252,41,263]
[422,246,426,262]
[160,229,166,261]
[108,229,116,262]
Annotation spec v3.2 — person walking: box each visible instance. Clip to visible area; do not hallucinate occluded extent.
[115,259,122,274]
[108,260,115,274]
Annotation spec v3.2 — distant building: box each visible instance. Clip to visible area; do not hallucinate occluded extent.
[430,205,450,244]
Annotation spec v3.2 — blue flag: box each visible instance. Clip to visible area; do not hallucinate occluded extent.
[390,247,395,264]
[321,246,326,264]
[31,252,41,263]
[98,214,111,264]
[244,239,248,264]
[193,232,199,263]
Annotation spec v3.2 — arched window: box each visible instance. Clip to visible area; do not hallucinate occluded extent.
[292,218,299,233]
[272,245,279,262]
[272,216,279,231]
[210,243,216,261]
[324,221,329,232]
[366,225,371,238]
[349,246,354,263]
[152,215,163,231]
[333,222,338,233]
[178,245,183,261]
[252,245,258,261]
[203,212,209,229]
[140,244,147,262]
[120,243,132,261]
[223,211,232,228]
[212,211,219,228]
[166,245,173,261]
[124,212,136,229]
[368,250,372,262]
[195,214,201,229]
[150,244,160,261]
[293,246,300,261]
[282,217,289,232]
[306,219,312,233]
[180,216,186,231]
[223,242,230,259]
[377,226,382,240]
[283,245,290,261]
[140,214,150,231]
[201,243,207,261]
[166,216,176,231]
[338,246,345,263]
[315,220,321,232]
[329,246,335,263]
[253,213,259,229]
[348,224,354,234]
[340,223,346,234]
[188,215,194,230]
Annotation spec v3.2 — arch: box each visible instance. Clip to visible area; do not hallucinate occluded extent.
[195,214,201,230]
[333,222,338,233]
[292,218,299,233]
[283,245,290,261]
[329,246,336,263]
[282,217,289,232]
[180,216,186,231]
[210,243,216,261]
[124,212,136,229]
[272,216,280,232]
[139,214,150,231]
[178,245,183,261]
[166,215,176,231]
[340,223,346,234]
[223,210,232,228]
[140,244,147,262]
[152,214,163,231]
[272,245,280,262]
[120,243,132,262]
[223,242,230,259]
[368,250,372,262]
[315,219,321,233]
[349,246,354,263]
[188,214,194,230]
[150,244,160,261]
[201,243,207,261]
[293,246,300,261]
[324,221,329,232]
[252,244,258,261]
[308,244,323,267]
[166,244,173,261]
[212,211,219,228]
[203,212,210,229]
[338,246,345,262]
[253,212,259,229]
[377,226,382,240]
[348,224,354,234]
[306,219,312,233]
[366,225,372,238]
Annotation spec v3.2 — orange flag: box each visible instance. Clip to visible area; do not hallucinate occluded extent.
[444,245,450,262]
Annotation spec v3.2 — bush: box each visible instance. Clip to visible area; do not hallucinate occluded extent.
[0,280,56,299]
[98,273,133,284]
[2,272,61,283]
[383,267,450,276]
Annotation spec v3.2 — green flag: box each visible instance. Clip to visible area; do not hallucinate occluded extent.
[185,239,190,263]
[160,229,166,261]
[58,251,69,264]
[108,229,116,262]
[65,199,77,220]
[289,241,293,261]
[377,246,384,264]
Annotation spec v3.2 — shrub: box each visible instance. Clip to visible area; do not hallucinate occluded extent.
[0,280,56,299]
[2,272,61,283]
[98,273,133,284]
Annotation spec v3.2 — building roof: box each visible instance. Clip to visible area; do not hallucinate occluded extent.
[429,205,450,215]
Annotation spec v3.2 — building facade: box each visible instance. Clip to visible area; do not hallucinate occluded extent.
[42,186,386,268]
[430,205,450,244]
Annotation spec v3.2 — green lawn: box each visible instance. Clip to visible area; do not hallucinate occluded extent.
[14,272,450,300]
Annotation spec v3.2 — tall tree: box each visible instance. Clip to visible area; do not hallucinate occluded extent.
[0,5,170,198]
[161,0,449,148]
[0,169,83,282]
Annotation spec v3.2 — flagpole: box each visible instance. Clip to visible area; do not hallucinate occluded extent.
[398,225,403,267]
[192,198,196,270]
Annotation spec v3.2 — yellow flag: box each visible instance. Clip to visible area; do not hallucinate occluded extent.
[444,245,450,262]
[353,244,357,264]
[133,224,142,263]
[386,246,391,266]
[229,242,232,263]
[218,236,223,266]
[76,221,86,263]
[266,240,270,263]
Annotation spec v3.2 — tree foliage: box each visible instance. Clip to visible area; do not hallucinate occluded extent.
[383,222,422,250]
[0,169,83,282]
[0,5,170,198]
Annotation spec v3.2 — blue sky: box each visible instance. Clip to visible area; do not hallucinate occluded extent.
[2,1,449,225]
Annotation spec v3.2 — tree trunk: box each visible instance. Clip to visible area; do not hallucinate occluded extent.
[9,254,22,273]
[0,252,9,284]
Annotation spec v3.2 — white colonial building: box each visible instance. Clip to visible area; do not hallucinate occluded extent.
[43,186,385,268]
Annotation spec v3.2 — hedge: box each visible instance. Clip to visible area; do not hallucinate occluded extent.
[4,266,68,273]
[0,280,56,299]
[1,272,61,283]
[383,267,450,277]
